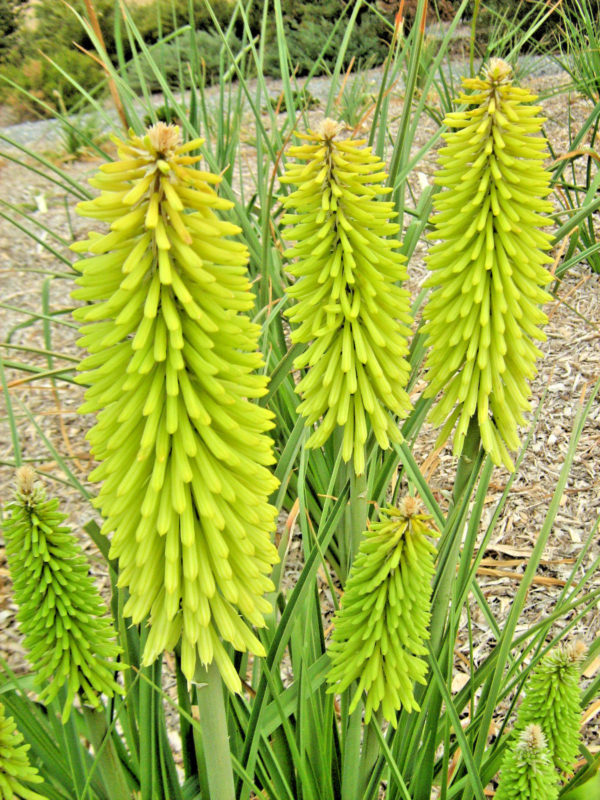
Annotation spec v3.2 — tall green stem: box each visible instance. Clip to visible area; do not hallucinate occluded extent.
[194,661,235,800]
[469,0,481,78]
[348,467,367,574]
[56,687,88,800]
[339,464,368,581]
[451,415,482,509]
[82,707,132,800]
[415,417,482,800]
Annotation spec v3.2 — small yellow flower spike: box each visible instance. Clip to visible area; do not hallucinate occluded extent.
[327,498,439,726]
[281,120,413,475]
[422,59,554,470]
[515,641,586,775]
[72,123,279,692]
[3,469,123,722]
[0,700,45,800]
[495,725,559,800]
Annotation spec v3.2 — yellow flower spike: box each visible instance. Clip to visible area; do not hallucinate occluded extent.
[422,59,554,470]
[281,119,413,474]
[326,498,439,726]
[72,123,279,692]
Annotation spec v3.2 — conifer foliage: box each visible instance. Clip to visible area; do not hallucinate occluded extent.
[422,59,553,470]
[327,498,438,725]
[281,119,413,475]
[2,467,122,721]
[72,123,279,692]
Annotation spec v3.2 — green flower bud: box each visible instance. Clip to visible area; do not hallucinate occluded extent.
[0,700,44,800]
[326,498,438,725]
[495,724,559,800]
[281,119,413,475]
[72,123,279,692]
[422,59,553,470]
[516,641,586,774]
[2,468,123,722]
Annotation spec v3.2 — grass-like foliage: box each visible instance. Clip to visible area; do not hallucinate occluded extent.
[0,1,599,799]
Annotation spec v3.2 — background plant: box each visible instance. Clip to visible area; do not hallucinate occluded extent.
[0,1,599,799]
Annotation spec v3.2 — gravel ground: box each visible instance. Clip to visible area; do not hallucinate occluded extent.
[0,53,567,151]
[0,60,599,789]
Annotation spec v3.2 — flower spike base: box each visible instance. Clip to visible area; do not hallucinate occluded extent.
[422,59,553,470]
[327,498,438,726]
[281,119,413,475]
[72,123,279,692]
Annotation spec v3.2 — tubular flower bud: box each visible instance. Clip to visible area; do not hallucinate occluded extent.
[422,59,553,471]
[0,700,44,800]
[516,641,586,774]
[495,724,559,800]
[326,498,438,725]
[281,120,413,475]
[72,123,279,693]
[2,470,123,722]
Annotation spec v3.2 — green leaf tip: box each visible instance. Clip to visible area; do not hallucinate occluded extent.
[422,60,554,471]
[0,700,45,800]
[326,498,438,725]
[516,640,587,775]
[281,119,413,475]
[73,122,279,693]
[2,470,123,722]
[495,723,559,800]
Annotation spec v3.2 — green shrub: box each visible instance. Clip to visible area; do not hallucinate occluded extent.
[249,0,396,77]
[0,0,236,117]
[29,0,117,59]
[0,0,25,64]
[127,0,235,45]
[127,28,242,92]
[0,46,103,117]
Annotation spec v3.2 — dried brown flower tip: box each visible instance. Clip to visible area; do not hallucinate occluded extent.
[317,118,345,140]
[565,640,587,664]
[485,57,513,85]
[147,122,181,157]
[16,466,36,497]
[520,723,546,753]
[398,496,421,519]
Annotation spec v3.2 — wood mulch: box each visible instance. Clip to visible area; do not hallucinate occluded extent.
[0,70,599,782]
